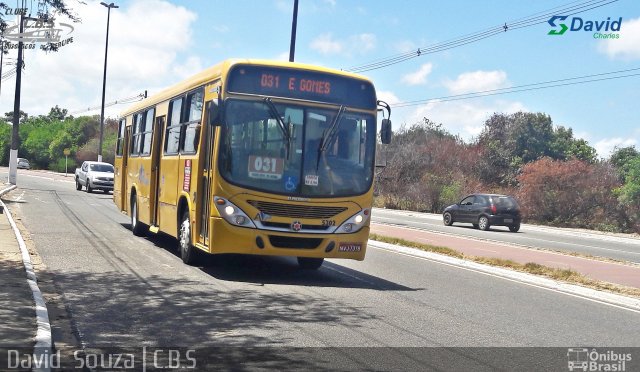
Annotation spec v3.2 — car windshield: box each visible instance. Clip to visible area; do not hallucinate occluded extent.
[219,99,376,197]
[90,164,114,173]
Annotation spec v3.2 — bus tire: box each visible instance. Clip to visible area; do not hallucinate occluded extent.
[297,257,324,270]
[131,196,147,236]
[179,210,199,265]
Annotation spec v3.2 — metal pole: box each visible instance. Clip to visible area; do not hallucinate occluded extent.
[99,2,118,162]
[288,0,298,62]
[65,155,68,176]
[9,11,25,185]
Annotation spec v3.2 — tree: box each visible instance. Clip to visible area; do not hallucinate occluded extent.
[4,110,28,123]
[517,158,621,230]
[476,112,597,185]
[47,105,68,121]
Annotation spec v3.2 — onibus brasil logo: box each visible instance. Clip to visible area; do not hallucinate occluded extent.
[548,15,622,39]
[567,348,632,372]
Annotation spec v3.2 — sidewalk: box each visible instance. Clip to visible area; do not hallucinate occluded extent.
[0,184,36,349]
[371,222,640,289]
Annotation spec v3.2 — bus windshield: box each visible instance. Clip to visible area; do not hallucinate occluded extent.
[219,99,376,197]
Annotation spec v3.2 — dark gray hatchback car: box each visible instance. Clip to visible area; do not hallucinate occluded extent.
[443,194,521,232]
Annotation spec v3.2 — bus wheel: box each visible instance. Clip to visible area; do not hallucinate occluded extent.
[131,197,146,236]
[297,257,324,270]
[179,210,199,265]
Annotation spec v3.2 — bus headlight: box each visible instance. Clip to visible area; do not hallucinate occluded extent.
[214,197,256,228]
[335,209,370,234]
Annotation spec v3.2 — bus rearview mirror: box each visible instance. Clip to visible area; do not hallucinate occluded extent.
[381,119,392,144]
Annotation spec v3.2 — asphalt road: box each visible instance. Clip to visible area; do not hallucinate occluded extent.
[372,208,640,264]
[2,168,640,370]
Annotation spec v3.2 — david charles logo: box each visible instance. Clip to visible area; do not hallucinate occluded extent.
[548,15,622,39]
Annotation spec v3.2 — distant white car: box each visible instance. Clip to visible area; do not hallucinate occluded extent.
[17,158,30,170]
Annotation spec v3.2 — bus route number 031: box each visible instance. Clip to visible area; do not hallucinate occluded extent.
[248,155,284,180]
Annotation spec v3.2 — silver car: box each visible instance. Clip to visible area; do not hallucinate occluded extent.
[17,158,30,170]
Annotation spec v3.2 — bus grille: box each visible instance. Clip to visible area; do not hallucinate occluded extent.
[268,235,323,249]
[247,200,347,219]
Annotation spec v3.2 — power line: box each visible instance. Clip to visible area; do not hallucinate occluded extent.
[392,67,640,108]
[346,0,618,73]
[70,92,146,115]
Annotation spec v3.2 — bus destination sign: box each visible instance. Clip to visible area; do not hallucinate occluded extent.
[227,65,376,109]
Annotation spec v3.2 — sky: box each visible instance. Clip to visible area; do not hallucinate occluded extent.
[0,0,638,158]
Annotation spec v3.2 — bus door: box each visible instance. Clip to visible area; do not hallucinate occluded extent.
[114,119,129,212]
[198,101,215,245]
[122,126,131,212]
[149,116,165,230]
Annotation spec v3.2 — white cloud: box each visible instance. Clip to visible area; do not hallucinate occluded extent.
[401,63,433,86]
[443,70,510,95]
[0,0,199,118]
[597,17,640,60]
[310,33,343,55]
[309,33,376,56]
[376,91,401,105]
[593,137,638,159]
[406,99,527,140]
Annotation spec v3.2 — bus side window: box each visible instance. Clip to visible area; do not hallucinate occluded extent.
[165,98,182,154]
[131,114,143,156]
[141,109,155,156]
[116,119,126,156]
[181,88,203,154]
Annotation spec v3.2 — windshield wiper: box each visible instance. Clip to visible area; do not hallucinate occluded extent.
[316,105,345,171]
[263,98,291,159]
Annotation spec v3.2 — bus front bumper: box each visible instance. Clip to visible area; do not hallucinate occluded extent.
[206,217,368,260]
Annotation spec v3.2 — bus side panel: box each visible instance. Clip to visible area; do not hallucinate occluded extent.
[158,153,180,238]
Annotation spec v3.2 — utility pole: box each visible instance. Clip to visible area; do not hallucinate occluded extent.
[98,2,118,162]
[9,10,25,185]
[289,0,298,62]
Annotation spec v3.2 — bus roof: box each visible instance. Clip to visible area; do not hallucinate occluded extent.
[119,59,374,118]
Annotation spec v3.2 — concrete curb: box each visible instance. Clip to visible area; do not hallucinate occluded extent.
[1,185,52,372]
[369,240,640,313]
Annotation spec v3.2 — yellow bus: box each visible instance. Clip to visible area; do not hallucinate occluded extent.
[114,59,391,269]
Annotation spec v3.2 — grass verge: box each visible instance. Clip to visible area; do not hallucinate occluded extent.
[369,233,640,298]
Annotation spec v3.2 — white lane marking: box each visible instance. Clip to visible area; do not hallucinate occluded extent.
[368,240,640,314]
[371,222,640,263]
[9,172,75,184]
[373,208,640,245]
[0,186,53,368]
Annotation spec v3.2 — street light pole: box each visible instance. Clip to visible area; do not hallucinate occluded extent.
[289,0,298,62]
[8,10,25,185]
[98,2,118,162]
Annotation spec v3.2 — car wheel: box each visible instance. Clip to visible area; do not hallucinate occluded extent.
[103,189,109,194]
[75,179,82,191]
[472,224,479,229]
[509,224,520,233]
[179,210,200,265]
[443,212,453,226]
[130,197,147,236]
[297,257,324,270]
[86,181,92,193]
[478,216,490,231]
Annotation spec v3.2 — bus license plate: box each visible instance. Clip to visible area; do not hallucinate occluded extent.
[339,243,362,252]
